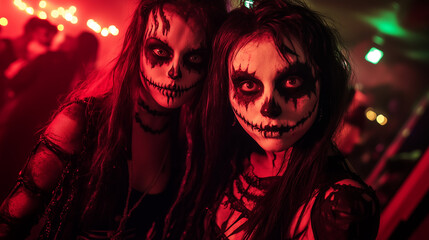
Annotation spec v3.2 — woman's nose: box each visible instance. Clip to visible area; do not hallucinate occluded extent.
[168,65,182,80]
[260,97,282,118]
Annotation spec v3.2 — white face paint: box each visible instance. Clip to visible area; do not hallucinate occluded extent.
[140,5,206,109]
[229,34,320,152]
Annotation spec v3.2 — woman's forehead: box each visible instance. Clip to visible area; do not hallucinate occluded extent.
[145,6,205,49]
[157,4,204,34]
[229,33,308,75]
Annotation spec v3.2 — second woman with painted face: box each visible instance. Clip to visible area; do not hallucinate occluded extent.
[165,0,379,239]
[0,0,226,239]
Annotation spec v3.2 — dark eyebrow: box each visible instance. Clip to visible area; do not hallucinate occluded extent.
[274,62,312,82]
[145,37,173,52]
[230,69,258,82]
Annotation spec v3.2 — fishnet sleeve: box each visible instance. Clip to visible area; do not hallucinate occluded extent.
[0,102,87,239]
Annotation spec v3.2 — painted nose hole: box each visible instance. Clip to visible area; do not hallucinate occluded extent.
[261,98,282,118]
[168,66,182,80]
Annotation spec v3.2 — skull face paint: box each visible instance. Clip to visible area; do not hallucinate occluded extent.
[140,4,207,109]
[229,34,320,152]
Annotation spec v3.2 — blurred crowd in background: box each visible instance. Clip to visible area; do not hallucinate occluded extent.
[0,17,99,200]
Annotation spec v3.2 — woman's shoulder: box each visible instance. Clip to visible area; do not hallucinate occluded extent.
[290,153,380,239]
[44,97,98,154]
[310,178,380,240]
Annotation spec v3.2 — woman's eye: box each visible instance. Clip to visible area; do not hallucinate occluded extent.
[153,48,169,58]
[187,54,203,64]
[283,76,303,88]
[239,81,260,94]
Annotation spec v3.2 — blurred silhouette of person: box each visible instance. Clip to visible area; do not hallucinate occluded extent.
[55,31,99,90]
[0,31,99,201]
[0,17,57,109]
[335,88,369,155]
[70,32,99,89]
[334,88,372,178]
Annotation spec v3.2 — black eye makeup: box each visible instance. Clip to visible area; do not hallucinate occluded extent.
[153,48,170,57]
[144,37,173,67]
[183,49,207,73]
[282,76,303,88]
[239,81,260,94]
[230,69,264,108]
[274,62,317,106]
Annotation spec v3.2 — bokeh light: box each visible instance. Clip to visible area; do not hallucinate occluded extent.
[51,9,59,18]
[58,7,65,16]
[108,25,119,36]
[0,17,8,26]
[87,19,102,33]
[376,114,388,126]
[12,1,119,37]
[68,6,77,14]
[366,108,377,121]
[71,16,78,24]
[64,12,73,21]
[101,27,109,37]
[38,11,47,19]
[39,1,47,8]
[365,47,384,64]
[25,7,34,15]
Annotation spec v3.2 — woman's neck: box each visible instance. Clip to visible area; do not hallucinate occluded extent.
[134,91,178,133]
[249,148,292,178]
[129,92,180,194]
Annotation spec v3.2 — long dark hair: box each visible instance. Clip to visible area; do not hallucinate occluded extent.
[60,0,226,224]
[166,0,351,239]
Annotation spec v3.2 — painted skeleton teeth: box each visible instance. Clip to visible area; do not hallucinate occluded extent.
[141,71,199,103]
[232,101,317,139]
[261,130,281,138]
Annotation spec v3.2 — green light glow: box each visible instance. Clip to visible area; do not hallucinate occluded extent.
[405,50,429,62]
[372,35,384,45]
[360,7,409,38]
[244,0,254,9]
[365,47,384,64]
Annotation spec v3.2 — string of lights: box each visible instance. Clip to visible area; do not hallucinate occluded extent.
[1,0,119,37]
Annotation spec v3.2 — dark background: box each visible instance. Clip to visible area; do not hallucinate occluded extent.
[1,0,428,239]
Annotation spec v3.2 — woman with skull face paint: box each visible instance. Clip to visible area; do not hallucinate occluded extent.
[164,0,380,239]
[0,0,226,239]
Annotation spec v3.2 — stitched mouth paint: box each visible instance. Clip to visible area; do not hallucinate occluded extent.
[232,100,317,138]
[141,71,200,104]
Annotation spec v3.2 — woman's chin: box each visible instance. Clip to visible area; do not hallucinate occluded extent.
[255,138,291,153]
[149,88,194,109]
[152,95,186,109]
